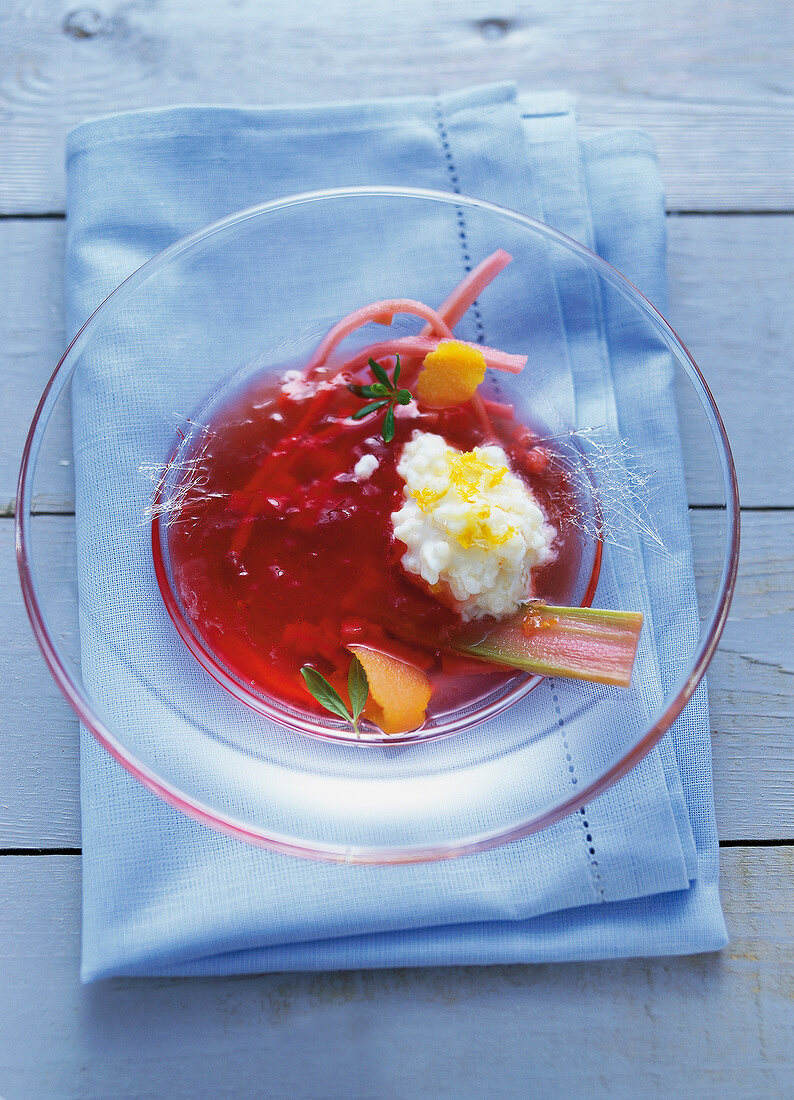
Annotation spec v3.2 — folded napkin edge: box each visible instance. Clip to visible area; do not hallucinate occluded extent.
[65,82,530,158]
[66,83,723,977]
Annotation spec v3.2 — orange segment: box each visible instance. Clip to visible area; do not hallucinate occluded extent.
[416,340,487,408]
[347,645,432,735]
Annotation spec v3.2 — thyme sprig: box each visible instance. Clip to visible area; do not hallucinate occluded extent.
[348,356,412,443]
[300,655,369,735]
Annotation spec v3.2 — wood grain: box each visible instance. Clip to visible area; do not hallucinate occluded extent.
[0,218,71,516]
[2,510,791,847]
[1,1,791,1088]
[580,98,794,213]
[666,214,794,508]
[0,848,790,1097]
[2,215,792,514]
[0,0,792,213]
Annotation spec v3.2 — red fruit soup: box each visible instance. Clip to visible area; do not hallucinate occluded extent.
[152,361,599,738]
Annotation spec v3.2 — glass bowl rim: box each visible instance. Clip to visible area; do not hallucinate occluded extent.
[149,422,605,746]
[15,184,741,863]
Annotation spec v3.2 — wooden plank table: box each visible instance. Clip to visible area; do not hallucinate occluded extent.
[1,1,792,1095]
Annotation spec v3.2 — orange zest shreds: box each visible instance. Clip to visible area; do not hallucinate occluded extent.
[447,451,506,499]
[415,340,487,408]
[412,485,444,512]
[409,448,516,550]
[347,645,432,735]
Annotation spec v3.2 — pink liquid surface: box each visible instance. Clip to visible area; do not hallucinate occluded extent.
[155,364,595,726]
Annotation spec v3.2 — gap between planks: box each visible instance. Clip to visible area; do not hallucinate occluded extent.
[2,211,794,221]
[3,838,794,856]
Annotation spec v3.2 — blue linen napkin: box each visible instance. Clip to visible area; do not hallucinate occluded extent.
[65,84,727,980]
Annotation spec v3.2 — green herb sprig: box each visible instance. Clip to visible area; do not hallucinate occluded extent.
[349,356,412,443]
[300,655,369,735]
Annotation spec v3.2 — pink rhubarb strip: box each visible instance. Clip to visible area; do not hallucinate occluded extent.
[305,298,453,374]
[422,248,513,334]
[341,336,526,376]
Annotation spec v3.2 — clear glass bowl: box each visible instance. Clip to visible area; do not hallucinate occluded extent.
[148,353,604,746]
[16,186,739,862]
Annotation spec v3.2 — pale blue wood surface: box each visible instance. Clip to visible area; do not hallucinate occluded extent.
[1,0,792,1095]
[2,0,793,214]
[0,851,790,1099]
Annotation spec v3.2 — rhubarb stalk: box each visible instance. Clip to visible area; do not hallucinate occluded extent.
[452,602,644,688]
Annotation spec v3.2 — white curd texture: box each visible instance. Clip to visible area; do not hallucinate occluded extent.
[391,431,556,621]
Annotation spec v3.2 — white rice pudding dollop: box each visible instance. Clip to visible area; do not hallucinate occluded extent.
[391,430,556,622]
